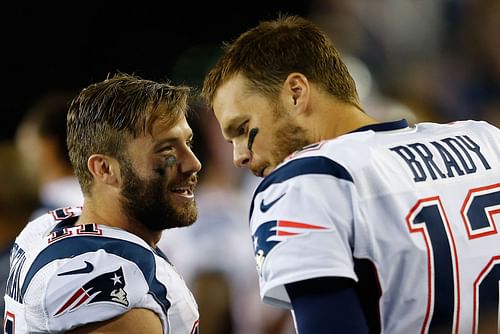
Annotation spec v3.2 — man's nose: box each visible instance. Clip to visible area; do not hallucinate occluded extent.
[233,143,251,168]
[180,147,202,174]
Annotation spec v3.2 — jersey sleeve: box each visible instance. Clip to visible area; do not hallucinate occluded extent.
[24,244,153,332]
[250,156,359,308]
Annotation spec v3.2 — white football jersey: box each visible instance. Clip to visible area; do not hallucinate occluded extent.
[3,207,199,334]
[250,119,500,333]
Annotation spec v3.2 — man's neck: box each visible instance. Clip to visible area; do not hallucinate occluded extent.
[78,197,161,248]
[304,98,379,143]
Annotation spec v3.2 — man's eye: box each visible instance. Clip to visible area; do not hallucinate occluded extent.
[158,146,173,154]
[237,121,248,136]
[186,140,194,149]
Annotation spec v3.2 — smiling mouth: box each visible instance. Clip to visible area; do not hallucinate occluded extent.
[170,185,195,198]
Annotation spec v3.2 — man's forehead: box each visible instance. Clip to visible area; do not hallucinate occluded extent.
[127,117,192,154]
[152,115,190,138]
[213,83,250,133]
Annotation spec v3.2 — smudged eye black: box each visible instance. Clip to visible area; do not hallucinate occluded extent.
[164,155,177,167]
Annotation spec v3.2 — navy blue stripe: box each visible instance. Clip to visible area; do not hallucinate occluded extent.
[250,156,354,220]
[350,119,408,133]
[21,236,171,313]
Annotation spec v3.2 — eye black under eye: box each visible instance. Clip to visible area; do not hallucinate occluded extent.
[164,155,177,167]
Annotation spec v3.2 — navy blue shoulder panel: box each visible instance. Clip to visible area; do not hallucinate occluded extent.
[21,236,171,313]
[250,156,354,220]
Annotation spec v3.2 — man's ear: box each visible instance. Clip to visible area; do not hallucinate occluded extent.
[283,72,310,112]
[87,154,121,188]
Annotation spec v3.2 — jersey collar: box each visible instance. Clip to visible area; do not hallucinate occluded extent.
[349,119,409,134]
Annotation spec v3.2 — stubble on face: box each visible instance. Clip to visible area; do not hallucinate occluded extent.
[119,157,198,231]
[267,103,310,170]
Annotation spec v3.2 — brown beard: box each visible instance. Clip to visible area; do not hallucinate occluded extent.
[119,158,197,231]
[270,102,310,167]
[272,121,310,165]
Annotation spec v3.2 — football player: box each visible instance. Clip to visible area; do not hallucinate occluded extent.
[202,15,500,334]
[4,73,201,333]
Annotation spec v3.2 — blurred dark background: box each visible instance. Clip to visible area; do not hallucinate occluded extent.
[0,2,499,333]
[0,1,311,140]
[2,0,499,141]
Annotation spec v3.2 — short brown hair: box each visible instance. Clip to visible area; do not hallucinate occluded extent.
[202,14,360,109]
[67,72,191,194]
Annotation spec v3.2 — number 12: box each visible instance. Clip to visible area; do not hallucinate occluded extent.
[406,183,500,334]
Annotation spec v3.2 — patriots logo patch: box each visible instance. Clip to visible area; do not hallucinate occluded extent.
[253,220,328,273]
[54,267,128,316]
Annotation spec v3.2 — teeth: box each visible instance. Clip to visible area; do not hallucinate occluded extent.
[172,187,190,193]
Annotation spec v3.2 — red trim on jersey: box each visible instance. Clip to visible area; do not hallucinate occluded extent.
[54,288,88,316]
[472,255,500,334]
[48,228,73,243]
[278,220,327,229]
[406,196,461,334]
[76,224,103,235]
[461,183,500,239]
[4,311,15,334]
[50,207,76,220]
[190,319,200,334]
[277,220,328,236]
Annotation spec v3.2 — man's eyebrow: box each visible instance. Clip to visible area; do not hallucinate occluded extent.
[153,131,194,149]
[152,137,179,150]
[152,139,174,151]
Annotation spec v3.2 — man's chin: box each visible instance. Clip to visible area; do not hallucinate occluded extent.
[168,207,198,229]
